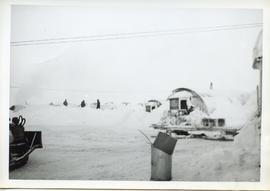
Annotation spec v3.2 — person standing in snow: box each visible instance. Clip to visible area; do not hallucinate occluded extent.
[210,82,213,90]
[63,99,68,106]
[81,100,86,108]
[96,99,100,109]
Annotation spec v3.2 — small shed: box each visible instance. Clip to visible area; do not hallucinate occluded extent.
[145,100,162,112]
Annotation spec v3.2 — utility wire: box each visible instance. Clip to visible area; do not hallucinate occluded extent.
[11,23,262,45]
[11,23,262,46]
[11,23,262,44]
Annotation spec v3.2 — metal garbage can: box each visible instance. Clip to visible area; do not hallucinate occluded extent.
[151,132,177,181]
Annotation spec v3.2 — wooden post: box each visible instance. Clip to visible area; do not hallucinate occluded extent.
[257,85,261,116]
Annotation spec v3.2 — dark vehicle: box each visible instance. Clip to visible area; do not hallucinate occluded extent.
[9,115,42,170]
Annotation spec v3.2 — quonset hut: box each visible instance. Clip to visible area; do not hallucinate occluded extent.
[167,87,209,116]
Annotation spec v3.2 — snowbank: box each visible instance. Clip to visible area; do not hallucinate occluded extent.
[9,90,260,181]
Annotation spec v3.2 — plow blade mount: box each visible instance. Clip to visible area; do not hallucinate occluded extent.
[9,131,42,170]
[25,131,43,149]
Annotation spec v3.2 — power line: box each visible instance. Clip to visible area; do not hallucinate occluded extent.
[11,23,262,47]
[11,23,262,46]
[11,23,262,44]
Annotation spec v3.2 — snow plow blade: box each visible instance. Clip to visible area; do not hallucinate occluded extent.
[9,131,42,170]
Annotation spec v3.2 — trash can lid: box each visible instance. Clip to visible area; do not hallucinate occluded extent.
[153,132,177,155]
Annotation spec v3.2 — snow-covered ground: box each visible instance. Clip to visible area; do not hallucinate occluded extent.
[9,90,260,181]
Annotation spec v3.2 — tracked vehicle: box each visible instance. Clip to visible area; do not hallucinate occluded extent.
[9,115,42,170]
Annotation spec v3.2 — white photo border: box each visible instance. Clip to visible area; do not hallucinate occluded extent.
[0,0,270,190]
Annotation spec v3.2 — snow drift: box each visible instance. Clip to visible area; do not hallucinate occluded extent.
[9,90,260,181]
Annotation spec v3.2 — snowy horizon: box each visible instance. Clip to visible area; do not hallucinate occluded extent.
[10,6,262,104]
[10,86,256,105]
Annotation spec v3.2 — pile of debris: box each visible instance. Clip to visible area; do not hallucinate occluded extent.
[151,88,240,141]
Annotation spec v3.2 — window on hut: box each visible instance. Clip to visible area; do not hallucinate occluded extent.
[209,119,216,127]
[218,118,225,127]
[170,98,179,110]
[202,118,209,126]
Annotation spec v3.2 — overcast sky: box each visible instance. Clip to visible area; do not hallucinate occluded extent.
[10,5,262,102]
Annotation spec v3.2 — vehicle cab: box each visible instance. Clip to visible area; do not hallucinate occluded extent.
[145,100,162,112]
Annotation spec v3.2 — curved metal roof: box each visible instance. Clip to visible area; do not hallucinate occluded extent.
[167,87,209,114]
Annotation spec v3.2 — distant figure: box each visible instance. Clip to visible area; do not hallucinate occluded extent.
[210,82,213,90]
[63,99,68,106]
[96,99,100,109]
[81,100,86,108]
[9,105,16,111]
[188,105,194,114]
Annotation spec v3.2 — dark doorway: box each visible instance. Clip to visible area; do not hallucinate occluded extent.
[180,100,188,110]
